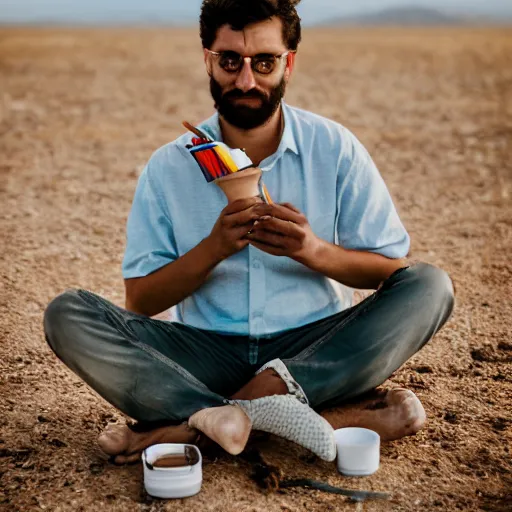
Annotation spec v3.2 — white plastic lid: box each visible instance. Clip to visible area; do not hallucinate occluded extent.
[142,444,202,499]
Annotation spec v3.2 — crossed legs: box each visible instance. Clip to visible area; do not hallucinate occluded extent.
[44,263,454,464]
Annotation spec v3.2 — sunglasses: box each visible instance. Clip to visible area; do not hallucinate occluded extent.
[206,49,293,75]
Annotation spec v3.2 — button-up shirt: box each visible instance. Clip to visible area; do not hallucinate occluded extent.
[122,102,410,337]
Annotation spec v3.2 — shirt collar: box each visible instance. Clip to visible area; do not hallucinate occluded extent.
[280,102,299,155]
[198,101,299,157]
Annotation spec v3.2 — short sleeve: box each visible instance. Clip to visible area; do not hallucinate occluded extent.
[335,129,410,259]
[122,159,179,279]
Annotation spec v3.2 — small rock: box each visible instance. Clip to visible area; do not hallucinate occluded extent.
[471,347,496,362]
[491,417,510,432]
[37,415,50,423]
[444,411,458,424]
[414,364,434,374]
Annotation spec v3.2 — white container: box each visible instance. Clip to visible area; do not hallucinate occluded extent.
[334,428,380,477]
[142,444,202,499]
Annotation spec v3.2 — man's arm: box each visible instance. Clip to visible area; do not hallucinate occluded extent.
[298,240,407,290]
[125,236,221,317]
[125,197,262,317]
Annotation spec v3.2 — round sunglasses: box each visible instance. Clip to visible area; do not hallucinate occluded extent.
[206,49,293,75]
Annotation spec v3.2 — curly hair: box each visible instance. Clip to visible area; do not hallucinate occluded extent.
[200,0,302,51]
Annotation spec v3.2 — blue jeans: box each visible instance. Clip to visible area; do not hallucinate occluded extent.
[43,263,454,422]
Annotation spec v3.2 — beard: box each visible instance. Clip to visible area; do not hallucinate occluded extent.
[210,75,286,130]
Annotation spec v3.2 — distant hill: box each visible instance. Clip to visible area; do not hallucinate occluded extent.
[322,7,462,26]
[1,1,511,26]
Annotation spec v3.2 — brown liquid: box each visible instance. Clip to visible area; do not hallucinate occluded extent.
[151,446,200,468]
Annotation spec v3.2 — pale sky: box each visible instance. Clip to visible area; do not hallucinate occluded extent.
[0,0,510,24]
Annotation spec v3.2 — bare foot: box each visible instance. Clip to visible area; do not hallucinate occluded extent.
[188,405,252,456]
[230,369,288,401]
[320,388,426,441]
[99,369,287,464]
[98,422,199,464]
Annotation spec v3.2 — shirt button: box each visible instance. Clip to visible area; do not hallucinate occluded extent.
[253,260,261,269]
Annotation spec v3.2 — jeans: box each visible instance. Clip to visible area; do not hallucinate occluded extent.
[43,263,454,422]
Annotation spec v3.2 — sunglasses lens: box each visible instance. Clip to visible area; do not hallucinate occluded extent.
[219,52,243,73]
[252,57,276,75]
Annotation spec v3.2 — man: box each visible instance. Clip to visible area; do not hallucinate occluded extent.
[44,0,454,464]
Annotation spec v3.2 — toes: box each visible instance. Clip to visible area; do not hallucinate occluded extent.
[405,414,427,437]
[401,396,427,437]
[387,388,415,405]
[396,390,426,421]
[97,424,130,455]
[384,388,427,440]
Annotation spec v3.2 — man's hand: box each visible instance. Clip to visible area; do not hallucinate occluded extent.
[207,197,264,262]
[247,201,406,289]
[246,202,321,262]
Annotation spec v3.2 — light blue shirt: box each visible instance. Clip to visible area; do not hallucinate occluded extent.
[122,103,410,337]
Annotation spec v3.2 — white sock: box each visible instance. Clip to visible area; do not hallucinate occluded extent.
[231,395,336,462]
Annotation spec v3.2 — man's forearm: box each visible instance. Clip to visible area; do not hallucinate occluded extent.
[298,238,408,290]
[125,237,222,317]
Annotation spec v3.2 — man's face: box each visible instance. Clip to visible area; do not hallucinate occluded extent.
[206,17,294,130]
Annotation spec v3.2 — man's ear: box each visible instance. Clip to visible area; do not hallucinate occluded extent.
[284,51,296,81]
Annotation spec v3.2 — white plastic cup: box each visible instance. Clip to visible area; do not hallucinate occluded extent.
[334,428,380,477]
[142,444,202,499]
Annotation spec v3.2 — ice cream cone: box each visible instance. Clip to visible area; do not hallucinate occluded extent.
[215,167,262,203]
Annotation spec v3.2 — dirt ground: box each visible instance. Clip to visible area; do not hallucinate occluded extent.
[1,26,511,511]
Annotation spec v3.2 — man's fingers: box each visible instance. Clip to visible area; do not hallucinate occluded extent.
[247,230,288,249]
[223,196,262,216]
[234,223,257,240]
[224,205,262,228]
[253,203,304,224]
[255,217,304,240]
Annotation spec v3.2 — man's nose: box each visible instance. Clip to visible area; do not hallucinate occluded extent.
[235,58,257,92]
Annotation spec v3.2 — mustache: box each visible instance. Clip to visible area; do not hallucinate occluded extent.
[223,89,267,101]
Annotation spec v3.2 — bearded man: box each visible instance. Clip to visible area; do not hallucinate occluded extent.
[44,0,454,464]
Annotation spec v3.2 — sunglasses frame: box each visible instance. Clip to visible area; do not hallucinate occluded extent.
[205,49,294,75]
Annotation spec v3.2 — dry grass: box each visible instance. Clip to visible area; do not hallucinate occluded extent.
[1,26,511,511]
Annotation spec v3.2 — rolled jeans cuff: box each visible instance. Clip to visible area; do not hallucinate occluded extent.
[256,358,309,405]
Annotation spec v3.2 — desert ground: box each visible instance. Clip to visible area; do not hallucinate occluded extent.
[0,26,511,511]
